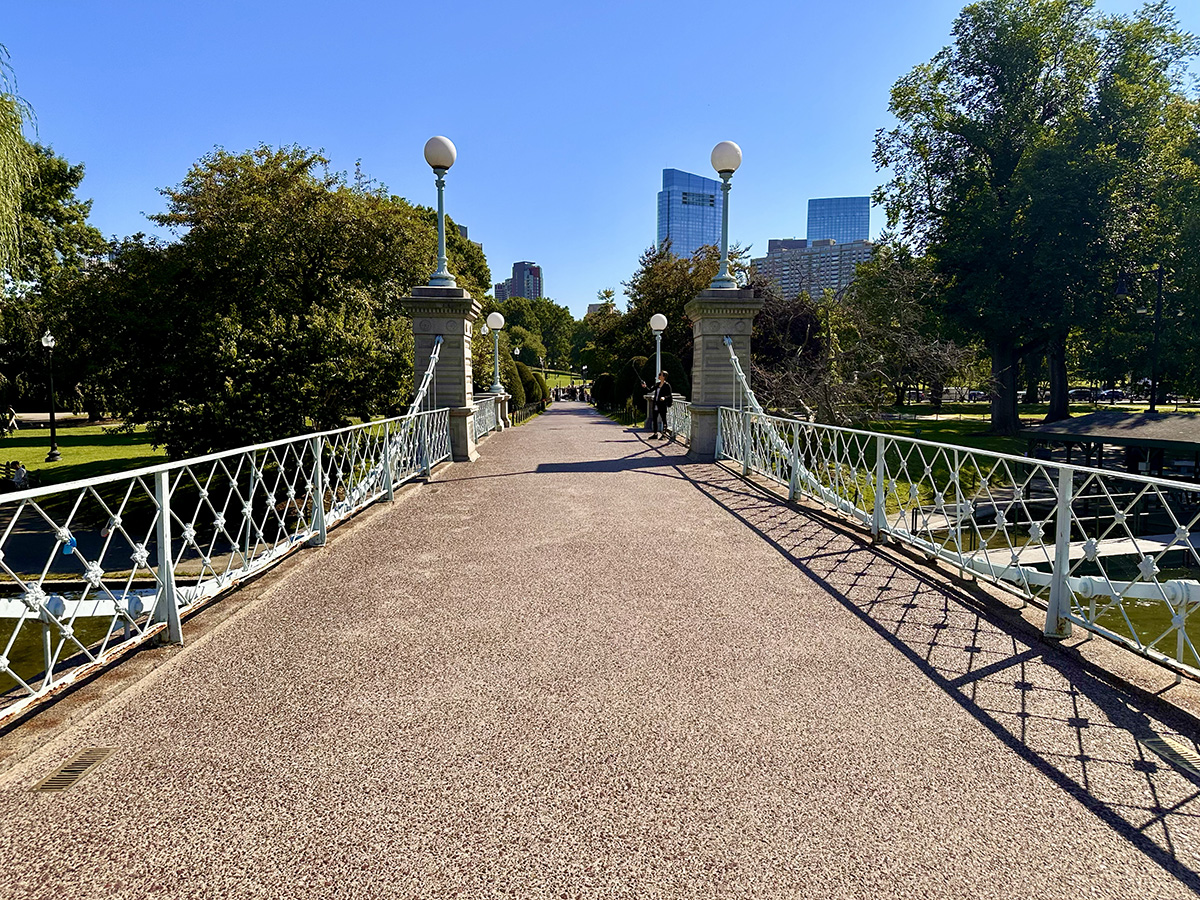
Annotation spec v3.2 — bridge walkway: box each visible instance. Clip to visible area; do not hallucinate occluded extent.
[2,401,1200,898]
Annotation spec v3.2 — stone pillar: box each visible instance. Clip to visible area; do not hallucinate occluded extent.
[683,287,764,461]
[402,286,481,462]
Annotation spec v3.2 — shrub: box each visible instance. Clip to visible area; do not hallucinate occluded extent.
[532,371,550,403]
[503,364,526,408]
[515,361,539,408]
[614,355,649,409]
[591,372,615,409]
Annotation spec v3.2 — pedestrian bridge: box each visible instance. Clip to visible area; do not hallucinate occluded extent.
[1,401,1199,898]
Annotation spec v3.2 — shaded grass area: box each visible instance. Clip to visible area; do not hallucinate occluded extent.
[4,424,166,488]
[864,402,1174,456]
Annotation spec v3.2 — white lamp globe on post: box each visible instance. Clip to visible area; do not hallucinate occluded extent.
[649,313,668,377]
[486,310,505,393]
[423,136,458,288]
[709,140,742,290]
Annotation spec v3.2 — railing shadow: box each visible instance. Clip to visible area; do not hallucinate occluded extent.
[683,460,1200,889]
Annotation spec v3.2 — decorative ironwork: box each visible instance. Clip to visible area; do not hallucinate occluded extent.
[473,394,500,440]
[666,401,691,444]
[0,343,456,724]
[716,405,1200,681]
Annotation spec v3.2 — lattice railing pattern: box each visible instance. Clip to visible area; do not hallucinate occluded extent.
[717,407,1200,680]
[473,394,500,440]
[666,401,691,444]
[0,407,452,724]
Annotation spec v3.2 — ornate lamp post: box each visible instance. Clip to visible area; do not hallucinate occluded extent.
[485,311,505,393]
[709,141,743,290]
[649,313,667,376]
[40,330,61,462]
[423,136,458,288]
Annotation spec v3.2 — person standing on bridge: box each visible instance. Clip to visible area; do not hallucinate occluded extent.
[641,370,673,440]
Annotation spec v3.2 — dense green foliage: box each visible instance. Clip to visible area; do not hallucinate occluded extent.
[51,146,483,457]
[875,0,1199,432]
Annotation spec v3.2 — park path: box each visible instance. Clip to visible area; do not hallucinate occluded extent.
[1,401,1200,899]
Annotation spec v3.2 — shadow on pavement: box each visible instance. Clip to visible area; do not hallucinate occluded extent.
[685,461,1200,891]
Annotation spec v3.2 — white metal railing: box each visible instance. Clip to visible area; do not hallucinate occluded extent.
[715,332,1200,682]
[666,400,691,444]
[716,406,1200,681]
[0,349,455,724]
[473,393,501,440]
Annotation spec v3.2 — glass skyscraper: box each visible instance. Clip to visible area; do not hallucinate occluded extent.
[657,169,723,258]
[807,197,870,244]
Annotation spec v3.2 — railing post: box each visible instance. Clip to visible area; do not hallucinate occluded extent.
[715,409,724,459]
[154,470,183,643]
[419,414,431,477]
[953,449,963,567]
[788,428,799,501]
[242,462,256,565]
[742,410,751,475]
[383,421,395,501]
[1045,465,1074,638]
[308,436,327,547]
[872,434,887,540]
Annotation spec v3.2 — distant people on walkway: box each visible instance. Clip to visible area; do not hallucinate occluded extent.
[641,371,673,439]
[4,408,16,435]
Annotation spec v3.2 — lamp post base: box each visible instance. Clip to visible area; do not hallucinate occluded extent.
[45,449,61,462]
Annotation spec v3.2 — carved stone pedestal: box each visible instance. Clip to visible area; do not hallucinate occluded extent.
[402,286,481,462]
[684,287,764,461]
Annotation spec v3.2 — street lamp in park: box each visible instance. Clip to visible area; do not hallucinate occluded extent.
[483,311,505,393]
[709,140,742,290]
[40,330,61,462]
[423,136,458,288]
[649,313,667,377]
[1116,266,1176,413]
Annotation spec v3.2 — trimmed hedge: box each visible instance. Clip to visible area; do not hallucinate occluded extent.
[532,371,550,403]
[591,372,616,410]
[515,361,540,409]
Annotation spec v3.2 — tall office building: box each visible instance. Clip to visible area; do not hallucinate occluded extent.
[807,197,870,244]
[495,261,543,300]
[510,261,543,299]
[657,169,723,258]
[751,238,875,299]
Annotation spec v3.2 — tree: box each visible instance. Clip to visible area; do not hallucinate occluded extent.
[16,143,106,286]
[875,0,1197,433]
[0,44,33,276]
[59,146,451,457]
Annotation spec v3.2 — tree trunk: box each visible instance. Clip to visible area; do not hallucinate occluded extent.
[930,379,944,411]
[990,341,1021,436]
[1044,332,1070,423]
[1023,353,1041,405]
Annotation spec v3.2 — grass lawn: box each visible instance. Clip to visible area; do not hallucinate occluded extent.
[4,423,166,489]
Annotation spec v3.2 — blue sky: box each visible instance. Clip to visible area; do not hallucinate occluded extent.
[5,0,1197,318]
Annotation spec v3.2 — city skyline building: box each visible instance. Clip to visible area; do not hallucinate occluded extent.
[807,196,870,244]
[494,260,544,300]
[751,238,875,299]
[656,168,723,259]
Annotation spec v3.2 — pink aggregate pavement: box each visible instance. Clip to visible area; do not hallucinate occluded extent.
[1,401,1199,898]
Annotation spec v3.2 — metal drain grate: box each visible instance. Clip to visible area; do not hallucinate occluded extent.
[1141,736,1200,777]
[31,748,116,793]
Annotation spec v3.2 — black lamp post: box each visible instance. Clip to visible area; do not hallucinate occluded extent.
[40,330,61,462]
[1116,266,1166,413]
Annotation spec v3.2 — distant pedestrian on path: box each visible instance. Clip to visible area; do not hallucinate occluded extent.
[641,371,673,439]
[4,408,16,435]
